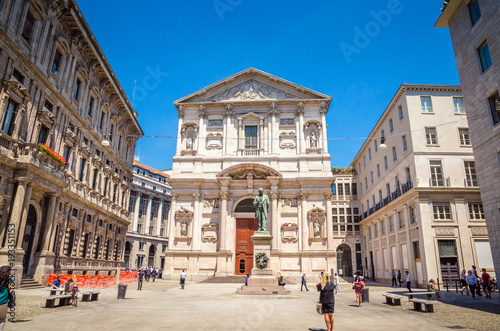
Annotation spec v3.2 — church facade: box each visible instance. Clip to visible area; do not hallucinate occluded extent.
[165,68,344,279]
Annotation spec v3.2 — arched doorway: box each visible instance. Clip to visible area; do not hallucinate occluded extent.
[148,244,156,267]
[22,205,37,275]
[124,242,132,269]
[336,244,352,277]
[235,199,259,275]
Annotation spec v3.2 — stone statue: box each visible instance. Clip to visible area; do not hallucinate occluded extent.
[313,220,321,237]
[186,136,193,150]
[310,131,317,148]
[180,221,188,236]
[253,188,270,232]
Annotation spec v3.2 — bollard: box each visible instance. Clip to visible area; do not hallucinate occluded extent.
[117,284,127,299]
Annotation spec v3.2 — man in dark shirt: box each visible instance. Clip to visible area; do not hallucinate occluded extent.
[138,269,144,290]
[481,268,491,298]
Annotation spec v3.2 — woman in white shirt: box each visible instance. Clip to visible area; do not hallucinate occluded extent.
[466,270,477,299]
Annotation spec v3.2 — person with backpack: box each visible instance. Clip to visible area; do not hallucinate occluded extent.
[316,272,335,331]
[352,274,365,307]
[0,266,13,330]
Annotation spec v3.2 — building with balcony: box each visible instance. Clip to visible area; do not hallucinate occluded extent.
[125,159,170,270]
[0,0,143,286]
[436,0,500,283]
[354,84,492,286]
[166,68,336,279]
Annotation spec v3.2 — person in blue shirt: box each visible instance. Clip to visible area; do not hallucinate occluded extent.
[0,265,13,331]
[53,275,61,289]
[301,273,309,291]
[245,274,250,286]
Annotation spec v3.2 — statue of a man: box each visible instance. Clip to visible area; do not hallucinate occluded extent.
[253,188,270,232]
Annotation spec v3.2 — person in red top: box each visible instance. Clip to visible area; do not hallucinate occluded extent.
[481,268,492,298]
[352,275,365,307]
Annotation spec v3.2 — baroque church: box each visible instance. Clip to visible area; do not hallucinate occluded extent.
[165,68,348,279]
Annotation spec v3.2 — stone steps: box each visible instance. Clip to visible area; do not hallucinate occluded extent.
[20,277,44,289]
[199,276,247,283]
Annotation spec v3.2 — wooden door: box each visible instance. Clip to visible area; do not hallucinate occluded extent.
[235,218,258,275]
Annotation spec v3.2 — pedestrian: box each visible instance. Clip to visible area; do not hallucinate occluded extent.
[397,270,402,287]
[472,265,482,296]
[427,279,440,301]
[316,272,335,331]
[352,274,365,307]
[481,268,492,298]
[405,271,412,293]
[460,270,469,295]
[278,276,286,287]
[138,269,144,290]
[334,273,341,294]
[466,270,477,299]
[145,268,150,282]
[152,268,157,282]
[180,270,186,289]
[0,266,13,331]
[245,273,250,286]
[301,273,309,291]
[391,270,397,287]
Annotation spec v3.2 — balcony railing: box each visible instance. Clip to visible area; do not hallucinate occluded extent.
[238,149,263,156]
[429,177,451,187]
[361,181,413,221]
[464,178,479,187]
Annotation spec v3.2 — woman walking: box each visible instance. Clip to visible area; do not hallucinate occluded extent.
[352,275,365,307]
[316,272,335,331]
[466,270,477,299]
[460,270,468,295]
[0,266,13,330]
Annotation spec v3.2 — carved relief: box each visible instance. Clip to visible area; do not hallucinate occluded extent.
[279,132,296,149]
[435,227,455,236]
[280,198,298,208]
[230,169,267,180]
[201,223,218,243]
[471,227,488,236]
[281,223,299,242]
[206,133,223,150]
[202,198,220,209]
[204,80,298,102]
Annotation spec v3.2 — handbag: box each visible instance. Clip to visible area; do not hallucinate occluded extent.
[7,290,15,308]
[316,302,322,315]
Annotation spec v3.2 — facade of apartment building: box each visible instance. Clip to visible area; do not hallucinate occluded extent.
[353,85,493,286]
[166,68,337,280]
[0,0,143,286]
[436,0,500,282]
[126,160,171,270]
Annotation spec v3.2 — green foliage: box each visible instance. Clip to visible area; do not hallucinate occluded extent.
[331,165,354,174]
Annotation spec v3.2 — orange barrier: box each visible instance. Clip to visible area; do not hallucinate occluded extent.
[47,272,138,288]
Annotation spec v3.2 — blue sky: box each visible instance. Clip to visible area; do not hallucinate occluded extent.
[77,0,458,171]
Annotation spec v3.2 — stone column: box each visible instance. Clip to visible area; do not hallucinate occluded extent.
[299,193,308,251]
[58,203,71,256]
[270,192,279,250]
[224,104,233,155]
[40,194,58,252]
[0,180,15,245]
[325,192,333,250]
[219,192,229,251]
[198,105,205,154]
[7,180,27,245]
[16,184,33,248]
[192,194,202,250]
[237,118,243,151]
[167,194,177,248]
[156,200,163,236]
[176,107,184,155]
[298,103,305,154]
[132,193,140,233]
[144,197,152,234]
[320,102,328,153]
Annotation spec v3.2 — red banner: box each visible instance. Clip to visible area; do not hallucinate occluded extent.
[47,272,138,288]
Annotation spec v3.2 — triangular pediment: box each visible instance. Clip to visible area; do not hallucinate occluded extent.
[174,68,331,104]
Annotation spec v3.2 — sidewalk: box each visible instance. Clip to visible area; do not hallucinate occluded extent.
[6,281,477,330]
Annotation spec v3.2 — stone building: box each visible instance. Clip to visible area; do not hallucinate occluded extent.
[125,159,170,270]
[166,68,336,280]
[354,84,493,286]
[0,0,143,286]
[435,0,500,282]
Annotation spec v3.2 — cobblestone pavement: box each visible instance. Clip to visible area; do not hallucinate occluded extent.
[6,280,491,330]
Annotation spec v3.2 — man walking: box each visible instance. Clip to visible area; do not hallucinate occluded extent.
[334,273,341,294]
[138,269,144,290]
[405,271,412,293]
[397,270,402,287]
[472,265,482,297]
[391,270,397,287]
[481,268,492,298]
[152,267,157,282]
[301,273,309,291]
[180,270,186,289]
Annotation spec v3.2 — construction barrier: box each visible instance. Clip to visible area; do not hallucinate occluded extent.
[47,271,138,288]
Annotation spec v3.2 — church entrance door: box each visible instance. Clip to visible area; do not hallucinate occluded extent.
[235,218,258,275]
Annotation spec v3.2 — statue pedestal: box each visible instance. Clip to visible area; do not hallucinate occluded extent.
[236,232,290,295]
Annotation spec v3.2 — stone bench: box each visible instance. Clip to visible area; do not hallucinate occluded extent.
[410,298,435,312]
[45,294,72,308]
[81,291,101,302]
[403,291,436,301]
[382,293,405,306]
